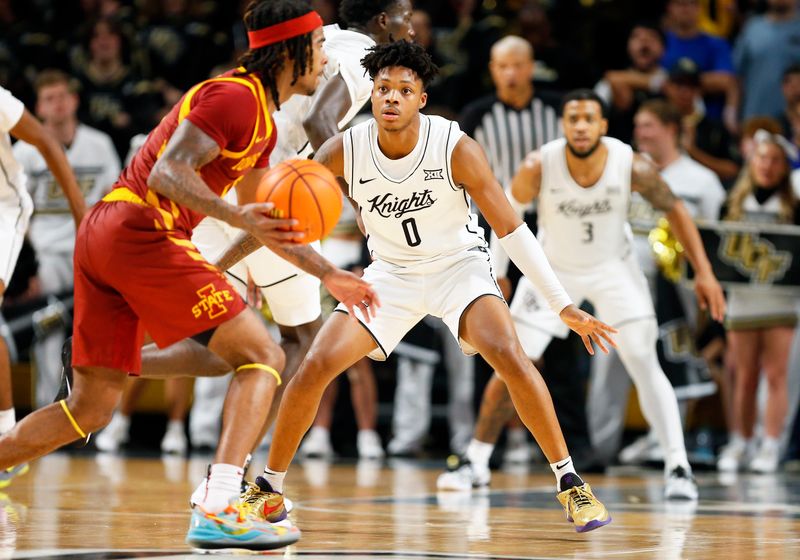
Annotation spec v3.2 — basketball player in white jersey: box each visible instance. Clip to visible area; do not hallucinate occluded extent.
[218,41,619,534]
[0,84,85,485]
[439,89,726,501]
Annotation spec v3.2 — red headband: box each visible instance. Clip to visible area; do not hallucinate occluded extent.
[247,11,323,50]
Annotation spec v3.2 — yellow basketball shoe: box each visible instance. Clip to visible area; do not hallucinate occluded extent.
[240,476,288,524]
[557,482,612,532]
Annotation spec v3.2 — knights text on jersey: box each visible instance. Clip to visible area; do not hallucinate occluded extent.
[537,136,634,271]
[343,114,485,265]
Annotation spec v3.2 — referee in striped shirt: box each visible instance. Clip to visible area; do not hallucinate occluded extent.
[460,35,561,189]
[459,35,597,470]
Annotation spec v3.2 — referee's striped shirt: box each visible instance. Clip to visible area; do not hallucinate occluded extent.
[460,92,561,188]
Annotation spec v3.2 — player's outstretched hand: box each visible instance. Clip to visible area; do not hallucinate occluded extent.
[558,304,618,356]
[323,269,381,323]
[694,270,726,323]
[237,202,306,245]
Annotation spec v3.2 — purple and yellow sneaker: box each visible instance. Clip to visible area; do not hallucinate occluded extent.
[240,476,288,523]
[556,482,612,533]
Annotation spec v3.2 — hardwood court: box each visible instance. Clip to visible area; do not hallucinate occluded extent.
[2,453,799,559]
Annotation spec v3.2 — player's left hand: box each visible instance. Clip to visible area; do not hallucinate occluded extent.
[694,270,726,323]
[558,304,618,356]
[322,269,381,322]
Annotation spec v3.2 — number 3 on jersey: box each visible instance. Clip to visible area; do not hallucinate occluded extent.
[582,221,594,243]
[402,217,421,247]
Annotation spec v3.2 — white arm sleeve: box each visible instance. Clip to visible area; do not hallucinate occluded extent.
[497,224,572,314]
[490,187,531,276]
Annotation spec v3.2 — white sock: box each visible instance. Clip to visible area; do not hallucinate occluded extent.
[0,408,15,435]
[165,419,184,433]
[550,456,580,491]
[761,437,780,451]
[263,467,286,494]
[465,439,494,471]
[200,463,243,513]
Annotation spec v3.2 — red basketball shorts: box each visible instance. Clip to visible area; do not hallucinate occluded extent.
[72,199,246,374]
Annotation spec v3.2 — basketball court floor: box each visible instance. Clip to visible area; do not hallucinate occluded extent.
[2,452,799,559]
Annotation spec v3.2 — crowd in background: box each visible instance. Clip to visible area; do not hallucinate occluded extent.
[1,0,799,472]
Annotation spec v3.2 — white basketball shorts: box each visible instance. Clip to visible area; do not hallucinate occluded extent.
[336,246,504,361]
[0,200,32,289]
[510,250,656,360]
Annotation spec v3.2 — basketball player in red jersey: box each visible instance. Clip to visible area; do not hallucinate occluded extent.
[0,0,378,550]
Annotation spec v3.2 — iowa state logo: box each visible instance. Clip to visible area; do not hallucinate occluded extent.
[192,283,234,319]
[719,232,792,284]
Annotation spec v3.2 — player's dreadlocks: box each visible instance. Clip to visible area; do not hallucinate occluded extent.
[361,41,438,89]
[237,0,316,109]
[339,0,396,28]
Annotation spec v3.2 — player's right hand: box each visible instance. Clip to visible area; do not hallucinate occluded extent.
[236,202,305,245]
[558,304,618,356]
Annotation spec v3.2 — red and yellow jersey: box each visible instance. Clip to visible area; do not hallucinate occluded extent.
[111,69,277,233]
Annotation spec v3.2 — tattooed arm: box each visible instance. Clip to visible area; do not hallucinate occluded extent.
[631,153,726,321]
[147,120,300,245]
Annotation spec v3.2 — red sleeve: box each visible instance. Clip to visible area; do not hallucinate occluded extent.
[254,118,278,169]
[183,81,259,152]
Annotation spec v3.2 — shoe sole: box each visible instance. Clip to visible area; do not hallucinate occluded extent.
[187,531,300,551]
[575,515,612,533]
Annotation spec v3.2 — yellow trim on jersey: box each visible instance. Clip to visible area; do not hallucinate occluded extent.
[176,74,271,159]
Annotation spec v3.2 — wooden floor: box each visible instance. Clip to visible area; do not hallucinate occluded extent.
[2,453,799,559]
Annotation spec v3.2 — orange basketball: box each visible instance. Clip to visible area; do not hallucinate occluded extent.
[256,159,343,243]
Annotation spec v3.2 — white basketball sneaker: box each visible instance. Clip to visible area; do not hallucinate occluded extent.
[749,439,780,474]
[161,421,188,455]
[717,437,750,472]
[357,430,385,460]
[436,456,490,491]
[298,426,334,459]
[95,413,130,452]
[664,465,698,500]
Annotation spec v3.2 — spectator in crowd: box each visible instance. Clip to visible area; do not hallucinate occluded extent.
[734,0,800,121]
[662,0,739,131]
[779,64,800,141]
[663,57,740,185]
[717,129,800,474]
[595,21,668,144]
[71,17,163,159]
[517,0,588,95]
[12,69,119,408]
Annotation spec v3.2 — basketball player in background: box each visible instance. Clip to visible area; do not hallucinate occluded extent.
[183,0,414,467]
[439,89,726,501]
[0,1,378,550]
[219,41,619,534]
[0,83,86,487]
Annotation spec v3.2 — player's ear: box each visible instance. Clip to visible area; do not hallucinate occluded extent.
[600,118,609,136]
[419,91,427,110]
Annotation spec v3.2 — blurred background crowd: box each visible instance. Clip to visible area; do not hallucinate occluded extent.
[1,0,799,475]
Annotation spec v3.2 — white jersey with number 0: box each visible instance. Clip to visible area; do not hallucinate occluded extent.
[538,136,633,271]
[344,114,485,265]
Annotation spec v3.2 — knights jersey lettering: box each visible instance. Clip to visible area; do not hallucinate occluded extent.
[343,115,485,265]
[538,136,633,271]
